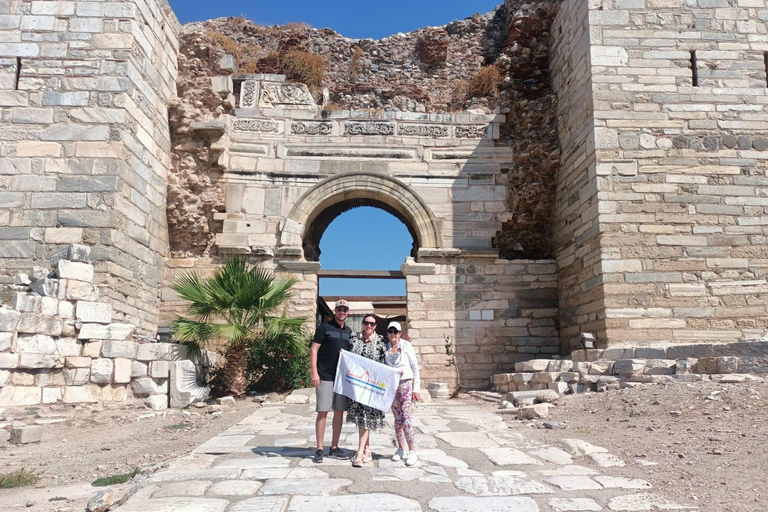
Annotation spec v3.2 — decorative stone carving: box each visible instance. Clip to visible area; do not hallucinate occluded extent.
[234,119,280,133]
[291,122,333,135]
[455,125,488,138]
[260,83,314,106]
[343,122,395,136]
[399,124,449,138]
[170,359,210,408]
[240,80,257,108]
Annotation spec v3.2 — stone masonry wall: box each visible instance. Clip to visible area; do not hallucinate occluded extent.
[0,0,180,334]
[589,0,768,346]
[0,245,180,408]
[550,0,605,352]
[405,257,559,390]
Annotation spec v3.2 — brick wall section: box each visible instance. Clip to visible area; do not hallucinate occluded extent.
[589,0,768,345]
[405,258,559,390]
[550,0,606,352]
[0,1,179,334]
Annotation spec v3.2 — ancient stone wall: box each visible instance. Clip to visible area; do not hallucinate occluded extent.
[586,0,768,348]
[0,0,180,334]
[550,0,604,351]
[0,245,201,408]
[405,257,559,390]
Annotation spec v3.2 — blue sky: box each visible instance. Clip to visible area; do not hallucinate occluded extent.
[319,208,412,297]
[168,0,501,39]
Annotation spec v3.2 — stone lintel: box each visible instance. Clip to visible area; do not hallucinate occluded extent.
[277,260,321,273]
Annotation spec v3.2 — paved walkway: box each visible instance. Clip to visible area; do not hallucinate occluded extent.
[118,399,697,512]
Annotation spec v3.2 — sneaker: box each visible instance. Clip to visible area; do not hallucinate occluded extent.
[392,448,405,461]
[329,447,348,460]
[312,449,324,463]
[404,451,418,466]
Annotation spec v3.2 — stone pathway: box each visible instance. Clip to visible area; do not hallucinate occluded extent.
[119,399,697,512]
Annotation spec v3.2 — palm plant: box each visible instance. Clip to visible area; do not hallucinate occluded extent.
[171,256,306,398]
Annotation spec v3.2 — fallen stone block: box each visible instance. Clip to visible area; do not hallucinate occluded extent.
[86,488,117,512]
[548,382,569,394]
[132,377,168,397]
[546,360,573,372]
[146,395,168,410]
[558,371,579,383]
[596,376,621,392]
[170,359,209,408]
[515,359,551,372]
[10,425,43,444]
[427,381,450,398]
[534,389,561,403]
[517,403,550,420]
[217,396,236,407]
[644,359,676,375]
[558,438,608,456]
[613,359,646,376]
[14,273,31,286]
[571,349,602,363]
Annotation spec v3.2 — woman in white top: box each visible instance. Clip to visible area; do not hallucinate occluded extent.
[384,321,420,466]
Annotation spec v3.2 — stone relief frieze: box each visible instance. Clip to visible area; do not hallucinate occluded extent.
[455,125,488,138]
[399,124,449,138]
[240,81,257,108]
[291,122,334,135]
[343,121,395,136]
[234,119,280,133]
[259,83,315,107]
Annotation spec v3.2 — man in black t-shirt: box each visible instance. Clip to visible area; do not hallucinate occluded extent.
[309,299,351,463]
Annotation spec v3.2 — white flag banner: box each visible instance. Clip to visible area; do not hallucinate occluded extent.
[333,350,400,412]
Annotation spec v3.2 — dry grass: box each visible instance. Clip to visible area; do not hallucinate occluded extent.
[205,31,242,61]
[466,65,501,99]
[280,50,326,89]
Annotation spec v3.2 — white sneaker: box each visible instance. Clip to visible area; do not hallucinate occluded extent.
[392,448,405,461]
[405,451,418,466]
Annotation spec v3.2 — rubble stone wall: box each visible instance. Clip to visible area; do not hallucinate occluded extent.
[588,0,768,346]
[405,258,559,390]
[550,0,604,352]
[0,0,180,334]
[0,245,186,408]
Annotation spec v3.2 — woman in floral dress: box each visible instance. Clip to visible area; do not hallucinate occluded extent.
[346,313,386,467]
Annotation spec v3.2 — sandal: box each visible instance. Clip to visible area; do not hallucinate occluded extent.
[352,452,364,467]
[362,450,372,463]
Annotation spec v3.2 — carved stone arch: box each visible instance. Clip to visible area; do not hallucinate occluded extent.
[280,172,442,258]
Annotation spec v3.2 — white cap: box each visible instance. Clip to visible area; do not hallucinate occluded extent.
[387,321,402,332]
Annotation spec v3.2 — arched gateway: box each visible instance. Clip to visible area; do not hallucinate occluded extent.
[193,75,560,390]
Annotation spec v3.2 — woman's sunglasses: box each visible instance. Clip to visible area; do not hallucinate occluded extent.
[362,321,376,326]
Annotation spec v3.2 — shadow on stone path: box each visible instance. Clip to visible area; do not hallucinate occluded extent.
[119,399,698,512]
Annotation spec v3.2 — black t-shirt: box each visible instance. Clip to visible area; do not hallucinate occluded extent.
[312,319,351,381]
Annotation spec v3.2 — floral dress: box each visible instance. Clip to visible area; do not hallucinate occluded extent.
[346,332,386,430]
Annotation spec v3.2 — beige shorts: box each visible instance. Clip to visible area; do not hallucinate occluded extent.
[316,380,347,412]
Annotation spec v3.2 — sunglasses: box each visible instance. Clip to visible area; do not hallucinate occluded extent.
[335,307,349,312]
[362,321,376,326]
[387,328,400,334]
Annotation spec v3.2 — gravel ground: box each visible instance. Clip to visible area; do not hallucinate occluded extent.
[492,378,768,512]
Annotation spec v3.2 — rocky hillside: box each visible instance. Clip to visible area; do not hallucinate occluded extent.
[167,0,560,260]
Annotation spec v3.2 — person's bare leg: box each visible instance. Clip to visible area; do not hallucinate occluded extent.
[330,410,344,449]
[357,427,370,454]
[315,412,328,450]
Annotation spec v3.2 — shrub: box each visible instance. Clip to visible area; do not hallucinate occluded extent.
[280,50,325,90]
[466,65,501,99]
[247,331,311,392]
[0,469,39,489]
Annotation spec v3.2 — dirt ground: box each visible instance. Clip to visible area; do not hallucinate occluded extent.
[490,378,768,512]
[0,397,265,511]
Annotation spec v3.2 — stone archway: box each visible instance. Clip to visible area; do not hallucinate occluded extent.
[279,172,442,257]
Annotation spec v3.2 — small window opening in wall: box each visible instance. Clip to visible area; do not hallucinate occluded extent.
[764,52,768,87]
[690,50,698,87]
[232,79,243,104]
[14,57,21,90]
